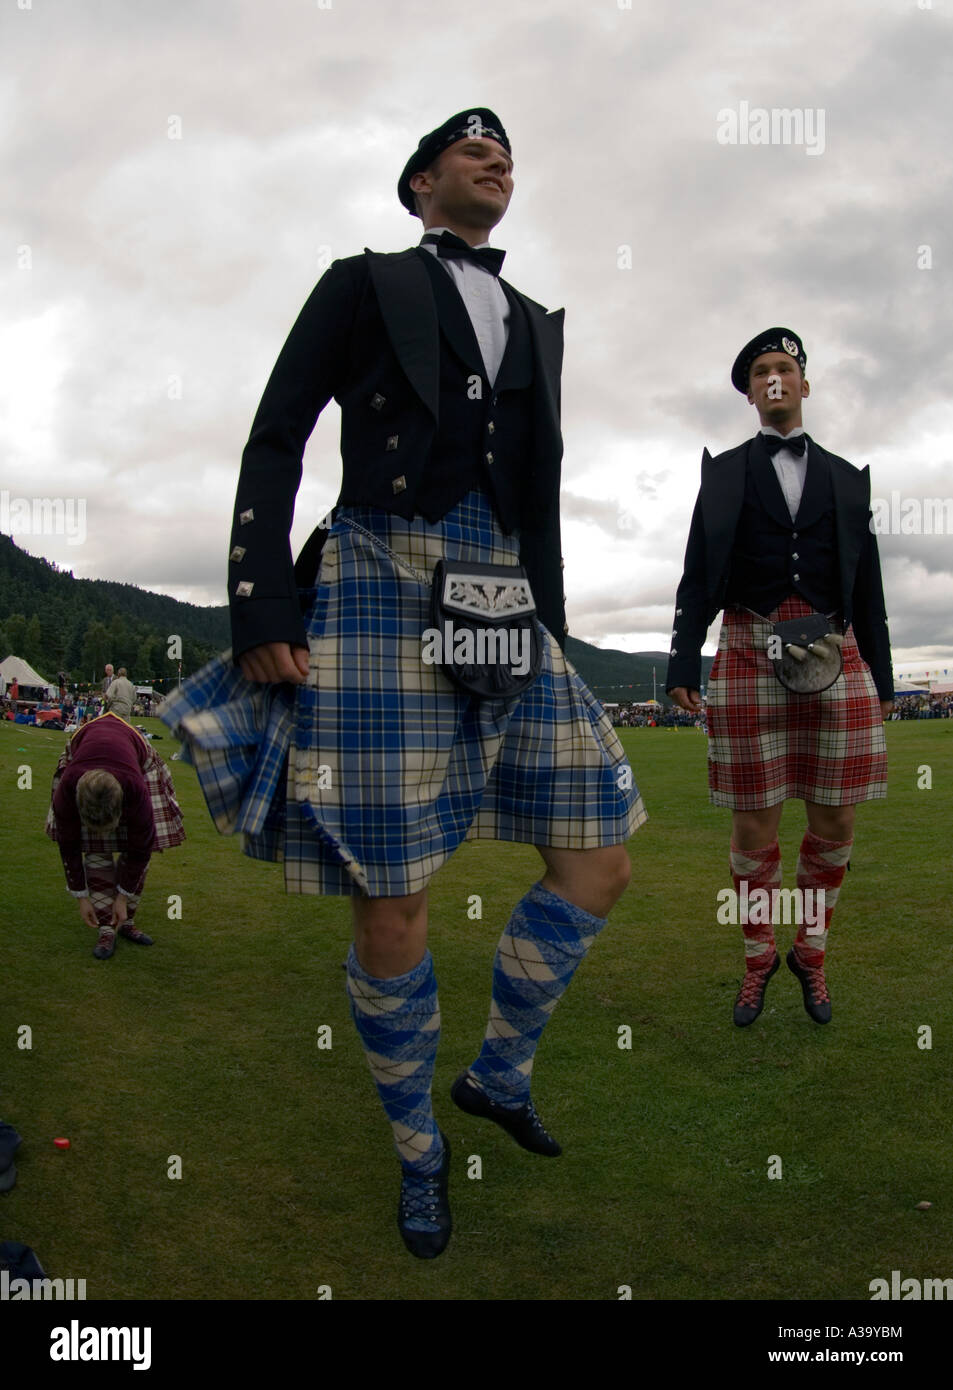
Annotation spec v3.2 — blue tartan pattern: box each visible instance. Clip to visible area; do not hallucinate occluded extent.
[160,490,647,897]
[346,945,443,1173]
[468,882,607,1105]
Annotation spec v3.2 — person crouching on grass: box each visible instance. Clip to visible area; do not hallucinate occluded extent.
[46,711,185,959]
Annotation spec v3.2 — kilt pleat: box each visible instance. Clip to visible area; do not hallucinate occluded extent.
[705,597,888,809]
[161,490,646,897]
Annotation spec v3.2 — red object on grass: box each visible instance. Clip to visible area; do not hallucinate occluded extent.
[54,1138,71,1149]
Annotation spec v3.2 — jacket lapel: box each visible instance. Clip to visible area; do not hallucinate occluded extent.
[825,445,872,607]
[792,439,831,527]
[365,248,440,419]
[700,442,746,599]
[494,282,533,390]
[750,432,798,527]
[415,247,488,376]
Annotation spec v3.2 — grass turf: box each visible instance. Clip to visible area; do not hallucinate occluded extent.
[0,716,949,1300]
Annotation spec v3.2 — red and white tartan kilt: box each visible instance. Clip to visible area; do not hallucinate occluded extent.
[706,597,888,810]
[45,727,186,854]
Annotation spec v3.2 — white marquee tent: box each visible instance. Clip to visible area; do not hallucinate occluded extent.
[0,654,57,698]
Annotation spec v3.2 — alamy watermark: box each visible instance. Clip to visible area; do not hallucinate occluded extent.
[717,884,826,929]
[0,490,87,545]
[421,621,531,676]
[870,492,953,535]
[716,101,825,156]
[1,1268,86,1300]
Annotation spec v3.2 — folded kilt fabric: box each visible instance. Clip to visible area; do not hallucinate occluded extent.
[45,731,186,853]
[706,596,887,810]
[161,490,646,897]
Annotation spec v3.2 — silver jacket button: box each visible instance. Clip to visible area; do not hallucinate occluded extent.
[236,581,255,598]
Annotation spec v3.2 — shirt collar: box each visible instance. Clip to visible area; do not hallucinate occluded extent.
[420,225,493,251]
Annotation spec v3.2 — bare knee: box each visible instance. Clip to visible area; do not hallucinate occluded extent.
[806,804,855,841]
[538,843,632,919]
[732,807,783,850]
[352,890,428,977]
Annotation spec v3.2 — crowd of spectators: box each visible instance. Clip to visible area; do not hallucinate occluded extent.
[892,693,953,720]
[1,662,162,727]
[609,701,706,730]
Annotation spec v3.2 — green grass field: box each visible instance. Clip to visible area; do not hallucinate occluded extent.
[1,716,950,1301]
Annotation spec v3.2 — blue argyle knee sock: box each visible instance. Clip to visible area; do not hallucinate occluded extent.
[346,946,443,1175]
[468,882,607,1109]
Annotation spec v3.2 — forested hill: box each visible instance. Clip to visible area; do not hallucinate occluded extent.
[0,533,227,692]
[0,532,707,702]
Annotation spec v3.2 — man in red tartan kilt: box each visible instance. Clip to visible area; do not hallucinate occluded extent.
[666,328,893,1025]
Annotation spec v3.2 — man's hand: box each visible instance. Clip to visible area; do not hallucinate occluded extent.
[110,896,128,927]
[880,700,894,720]
[79,898,99,929]
[239,643,310,684]
[669,687,703,713]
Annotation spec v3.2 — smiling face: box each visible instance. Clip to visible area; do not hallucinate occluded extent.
[410,136,514,242]
[747,350,810,430]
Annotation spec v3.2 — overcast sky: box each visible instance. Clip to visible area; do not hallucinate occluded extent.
[3,0,951,681]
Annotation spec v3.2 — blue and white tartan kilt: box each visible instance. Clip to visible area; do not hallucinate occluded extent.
[160,490,647,897]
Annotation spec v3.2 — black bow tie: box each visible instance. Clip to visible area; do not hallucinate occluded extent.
[763,432,807,457]
[422,231,506,276]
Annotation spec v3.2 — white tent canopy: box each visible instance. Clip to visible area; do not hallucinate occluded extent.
[0,654,57,697]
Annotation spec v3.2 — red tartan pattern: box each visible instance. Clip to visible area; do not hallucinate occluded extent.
[706,598,888,810]
[45,734,186,854]
[84,852,144,927]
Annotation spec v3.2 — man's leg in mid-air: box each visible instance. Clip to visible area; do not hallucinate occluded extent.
[730,804,785,1026]
[346,890,449,1257]
[786,803,856,1022]
[457,843,631,1148]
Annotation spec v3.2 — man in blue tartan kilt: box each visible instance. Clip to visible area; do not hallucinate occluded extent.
[161,109,646,1258]
[666,329,893,1030]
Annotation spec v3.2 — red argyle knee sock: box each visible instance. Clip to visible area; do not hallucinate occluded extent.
[730,840,781,973]
[794,829,852,968]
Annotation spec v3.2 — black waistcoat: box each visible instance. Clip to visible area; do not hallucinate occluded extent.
[724,443,840,615]
[415,248,535,530]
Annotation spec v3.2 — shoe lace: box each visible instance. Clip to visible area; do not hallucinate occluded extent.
[803,964,830,1004]
[523,1099,547,1135]
[737,970,769,1007]
[400,1169,442,1224]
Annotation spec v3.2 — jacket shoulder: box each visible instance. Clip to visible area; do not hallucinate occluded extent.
[705,440,749,469]
[500,277,560,318]
[809,439,866,475]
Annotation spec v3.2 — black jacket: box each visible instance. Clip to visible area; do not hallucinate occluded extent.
[665,434,893,700]
[227,247,566,661]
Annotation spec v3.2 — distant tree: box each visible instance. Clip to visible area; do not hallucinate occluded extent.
[82,620,110,679]
[24,614,42,665]
[6,612,28,655]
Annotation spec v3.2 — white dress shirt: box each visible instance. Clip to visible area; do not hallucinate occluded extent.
[761,425,808,521]
[419,226,510,386]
